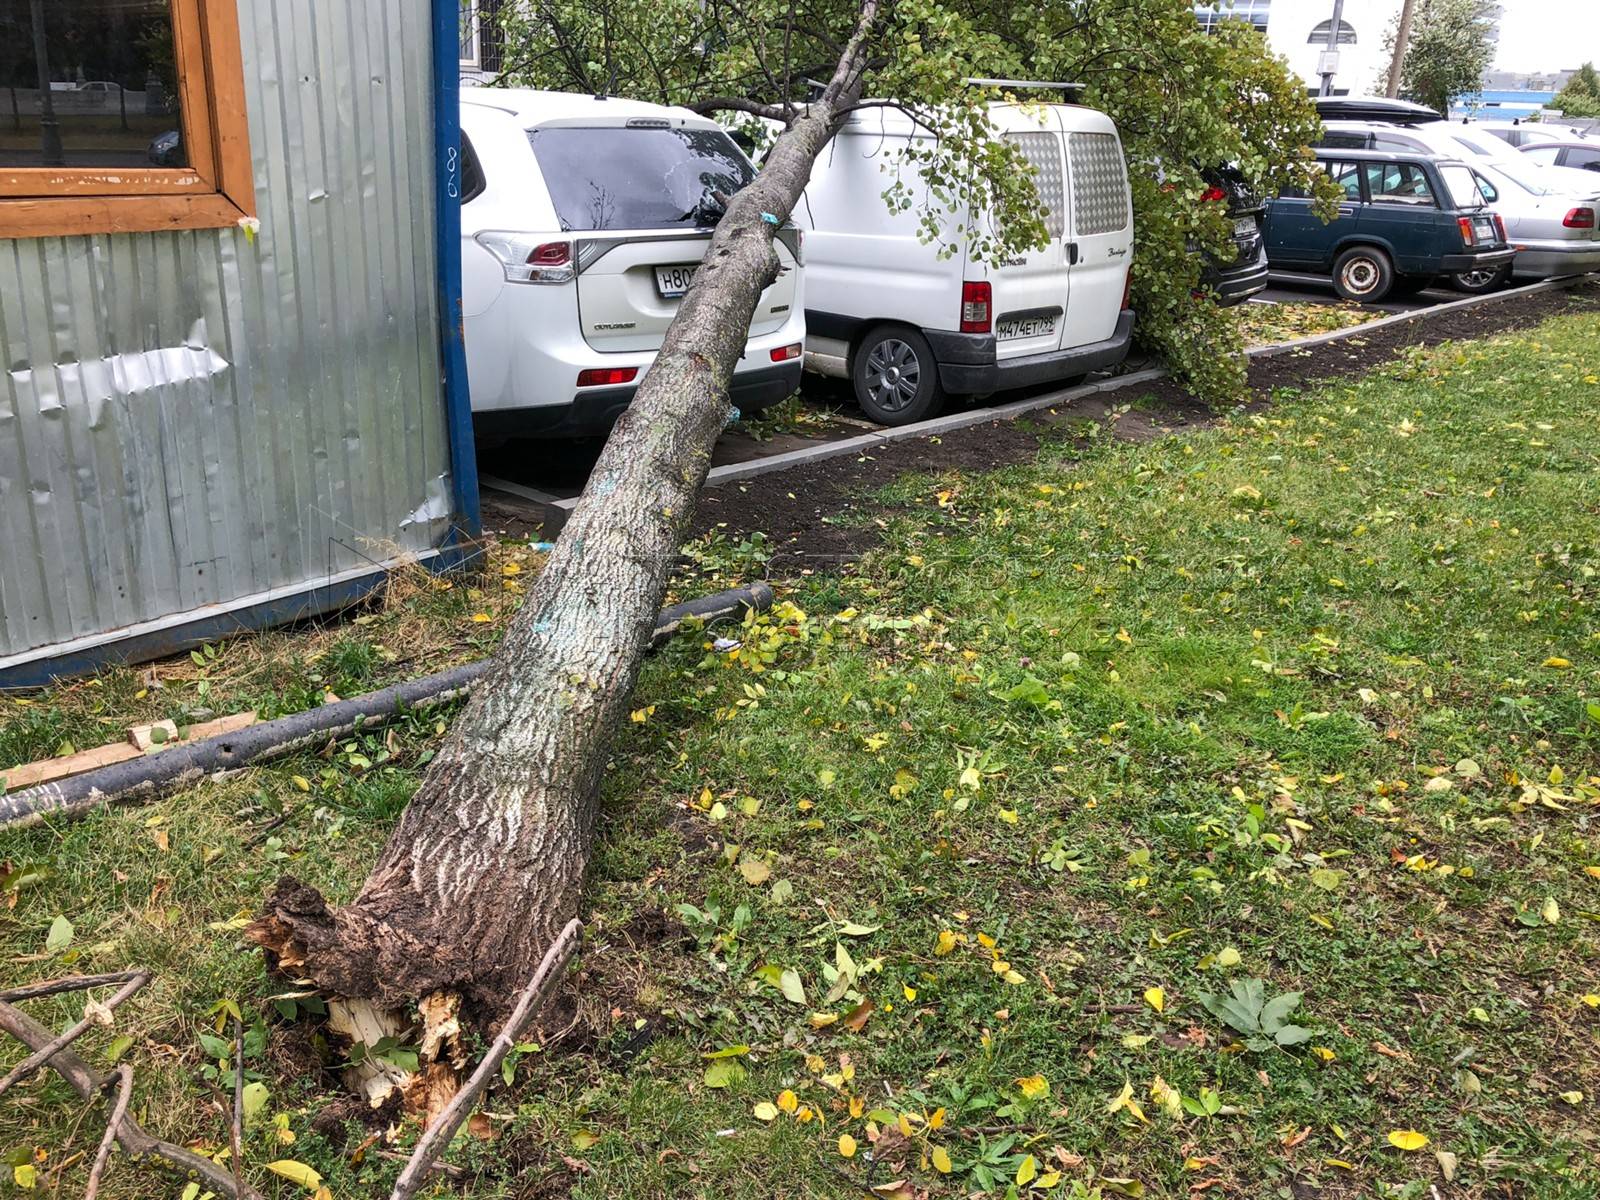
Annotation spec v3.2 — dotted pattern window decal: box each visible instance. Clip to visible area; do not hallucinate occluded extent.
[1007,132,1065,240]
[1068,132,1129,236]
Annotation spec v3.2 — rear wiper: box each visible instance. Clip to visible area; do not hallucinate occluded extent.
[679,187,730,227]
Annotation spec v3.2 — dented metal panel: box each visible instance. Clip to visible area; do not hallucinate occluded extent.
[0,0,453,673]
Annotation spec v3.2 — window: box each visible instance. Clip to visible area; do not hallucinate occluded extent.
[1439,165,1484,209]
[529,126,755,232]
[460,132,486,204]
[1365,162,1436,206]
[1566,147,1600,172]
[1193,0,1270,33]
[460,0,504,73]
[1307,18,1357,44]
[1522,145,1561,165]
[1325,160,1364,201]
[0,0,253,239]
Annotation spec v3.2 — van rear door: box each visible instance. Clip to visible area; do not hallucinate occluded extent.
[1058,117,1133,350]
[526,120,796,351]
[982,113,1072,363]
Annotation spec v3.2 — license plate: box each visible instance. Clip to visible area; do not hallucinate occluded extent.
[1474,218,1495,241]
[996,314,1057,341]
[1234,216,1259,238]
[654,264,697,297]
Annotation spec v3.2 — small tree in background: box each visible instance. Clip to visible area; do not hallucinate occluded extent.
[1385,0,1497,117]
[1552,62,1600,119]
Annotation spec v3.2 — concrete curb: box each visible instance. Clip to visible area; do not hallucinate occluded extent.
[482,273,1592,524]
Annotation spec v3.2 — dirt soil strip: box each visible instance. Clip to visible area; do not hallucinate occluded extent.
[681,280,1600,571]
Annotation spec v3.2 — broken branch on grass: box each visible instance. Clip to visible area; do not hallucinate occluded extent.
[84,1064,133,1200]
[0,970,145,1004]
[388,919,583,1200]
[0,970,150,1098]
[0,1000,262,1200]
[231,1014,246,1200]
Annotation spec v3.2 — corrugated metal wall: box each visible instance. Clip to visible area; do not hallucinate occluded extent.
[0,0,453,670]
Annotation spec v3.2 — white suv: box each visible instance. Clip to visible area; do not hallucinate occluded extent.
[459,91,806,439]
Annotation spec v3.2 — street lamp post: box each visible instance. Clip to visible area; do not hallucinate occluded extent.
[27,0,63,166]
[1318,0,1347,97]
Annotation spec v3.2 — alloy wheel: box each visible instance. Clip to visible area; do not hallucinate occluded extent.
[863,339,922,413]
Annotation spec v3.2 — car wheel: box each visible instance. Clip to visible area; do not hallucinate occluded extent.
[1331,246,1395,303]
[1449,263,1511,294]
[852,326,945,426]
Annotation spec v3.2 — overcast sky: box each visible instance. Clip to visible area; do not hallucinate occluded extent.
[1494,3,1600,73]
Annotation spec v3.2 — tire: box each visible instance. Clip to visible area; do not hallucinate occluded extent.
[851,326,945,426]
[1331,245,1395,303]
[1449,262,1511,294]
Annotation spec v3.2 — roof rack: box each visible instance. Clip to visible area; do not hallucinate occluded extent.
[964,78,1087,94]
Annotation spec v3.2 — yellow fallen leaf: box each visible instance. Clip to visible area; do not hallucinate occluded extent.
[809,1012,838,1029]
[1582,994,1600,1009]
[1324,1158,1356,1170]
[753,1101,778,1121]
[1559,1090,1583,1104]
[1015,1074,1049,1100]
[998,808,1019,824]
[1016,1155,1038,1186]
[935,930,957,956]
[1542,897,1561,925]
[1543,657,1572,669]
[1144,986,1165,1014]
[1387,1130,1429,1151]
[1312,1046,1336,1062]
[471,612,492,623]
[838,1134,857,1158]
[931,1145,953,1173]
[265,1160,323,1189]
[902,983,917,1002]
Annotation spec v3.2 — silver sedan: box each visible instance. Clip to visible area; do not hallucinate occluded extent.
[1466,157,1600,282]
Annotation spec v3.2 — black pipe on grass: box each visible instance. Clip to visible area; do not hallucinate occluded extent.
[0,582,773,831]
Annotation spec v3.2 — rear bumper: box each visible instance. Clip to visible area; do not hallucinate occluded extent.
[472,361,803,439]
[1208,257,1270,305]
[928,309,1136,394]
[1439,247,1516,271]
[1510,242,1600,278]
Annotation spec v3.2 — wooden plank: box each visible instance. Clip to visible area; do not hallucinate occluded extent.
[199,0,256,218]
[0,169,214,199]
[0,193,246,239]
[1,743,142,791]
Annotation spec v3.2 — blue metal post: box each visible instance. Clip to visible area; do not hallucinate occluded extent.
[434,0,483,547]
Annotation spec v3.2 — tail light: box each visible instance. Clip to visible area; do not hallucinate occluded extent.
[576,366,638,387]
[1563,207,1596,229]
[1493,214,1507,243]
[1200,185,1227,204]
[769,343,802,362]
[960,281,992,334]
[1456,216,1477,247]
[475,232,575,283]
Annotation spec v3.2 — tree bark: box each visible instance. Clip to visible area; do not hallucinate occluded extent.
[1385,0,1418,98]
[251,0,881,1023]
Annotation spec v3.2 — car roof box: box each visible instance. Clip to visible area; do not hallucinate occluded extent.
[1313,95,1442,125]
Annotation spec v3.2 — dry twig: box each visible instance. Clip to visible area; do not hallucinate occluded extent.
[388,920,583,1200]
[83,1064,133,1200]
[0,970,149,1098]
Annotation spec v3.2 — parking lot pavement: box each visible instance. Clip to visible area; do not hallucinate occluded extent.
[1256,275,1462,314]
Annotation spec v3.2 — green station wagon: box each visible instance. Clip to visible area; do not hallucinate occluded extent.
[1262,149,1515,302]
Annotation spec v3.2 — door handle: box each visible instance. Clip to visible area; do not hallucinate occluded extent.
[1067,242,1079,265]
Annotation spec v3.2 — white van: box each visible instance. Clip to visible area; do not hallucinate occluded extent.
[459,91,806,439]
[796,102,1134,425]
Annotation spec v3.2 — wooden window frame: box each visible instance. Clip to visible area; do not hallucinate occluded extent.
[0,0,254,239]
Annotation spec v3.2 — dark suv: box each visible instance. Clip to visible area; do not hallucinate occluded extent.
[1261,149,1514,302]
[1199,166,1269,304]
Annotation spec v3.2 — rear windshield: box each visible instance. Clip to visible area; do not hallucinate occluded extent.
[1440,165,1485,209]
[529,125,755,231]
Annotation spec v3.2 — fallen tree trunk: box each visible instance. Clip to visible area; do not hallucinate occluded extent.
[251,1,882,1023]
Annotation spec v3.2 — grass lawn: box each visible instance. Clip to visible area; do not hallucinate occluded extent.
[3,312,1599,1200]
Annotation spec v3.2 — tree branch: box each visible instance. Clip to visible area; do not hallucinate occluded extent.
[0,1000,262,1200]
[388,919,584,1200]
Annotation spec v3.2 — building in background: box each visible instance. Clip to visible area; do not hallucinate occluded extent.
[1193,1,1502,98]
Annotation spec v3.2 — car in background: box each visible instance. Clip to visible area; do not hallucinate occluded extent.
[796,101,1134,426]
[1468,119,1592,148]
[1316,120,1600,288]
[1521,141,1600,174]
[458,90,806,440]
[1197,166,1268,304]
[1261,149,1514,302]
[1463,159,1600,284]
